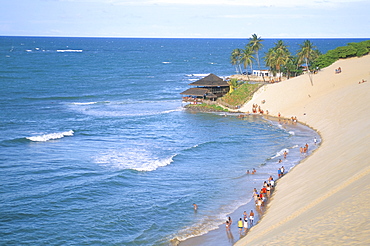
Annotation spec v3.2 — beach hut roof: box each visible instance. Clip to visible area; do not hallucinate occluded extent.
[189,73,229,87]
[180,88,209,96]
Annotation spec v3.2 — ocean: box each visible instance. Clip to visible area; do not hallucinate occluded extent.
[0,37,365,245]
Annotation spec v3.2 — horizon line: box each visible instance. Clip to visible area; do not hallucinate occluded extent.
[1,35,369,39]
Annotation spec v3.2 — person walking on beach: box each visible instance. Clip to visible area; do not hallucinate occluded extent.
[278,168,282,178]
[249,210,254,226]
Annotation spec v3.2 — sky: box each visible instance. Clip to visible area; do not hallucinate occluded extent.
[1,0,370,38]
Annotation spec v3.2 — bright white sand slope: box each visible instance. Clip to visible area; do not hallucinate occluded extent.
[235,54,370,245]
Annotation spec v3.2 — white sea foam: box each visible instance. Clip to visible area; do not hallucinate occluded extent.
[172,197,251,243]
[95,149,177,171]
[185,73,210,77]
[172,216,222,243]
[289,131,295,135]
[71,102,98,105]
[26,130,74,142]
[57,49,83,53]
[70,101,110,106]
[270,148,289,159]
[71,102,183,117]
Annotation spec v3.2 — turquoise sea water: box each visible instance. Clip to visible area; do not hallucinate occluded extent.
[0,37,365,245]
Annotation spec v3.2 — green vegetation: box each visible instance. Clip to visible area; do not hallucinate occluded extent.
[186,103,229,112]
[228,78,239,94]
[231,34,321,80]
[230,33,263,78]
[231,35,370,81]
[314,40,370,68]
[221,82,261,107]
[249,34,264,77]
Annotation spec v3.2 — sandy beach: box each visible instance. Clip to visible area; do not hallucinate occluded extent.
[234,54,370,245]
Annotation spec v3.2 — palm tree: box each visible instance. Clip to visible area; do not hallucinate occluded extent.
[248,34,264,81]
[230,48,243,74]
[264,48,276,76]
[240,46,254,81]
[282,56,296,79]
[264,40,290,81]
[297,40,321,86]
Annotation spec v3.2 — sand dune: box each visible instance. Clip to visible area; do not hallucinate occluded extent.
[235,54,370,245]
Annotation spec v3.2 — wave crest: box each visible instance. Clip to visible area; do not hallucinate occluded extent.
[95,149,177,171]
[270,148,289,159]
[57,49,83,53]
[26,130,74,142]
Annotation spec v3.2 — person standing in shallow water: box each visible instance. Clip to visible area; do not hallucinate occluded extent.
[228,216,232,226]
[193,203,198,211]
[244,218,249,232]
[243,211,247,220]
[249,210,254,226]
[238,218,243,232]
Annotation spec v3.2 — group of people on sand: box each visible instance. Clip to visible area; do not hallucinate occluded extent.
[254,176,275,208]
[194,117,319,239]
[233,136,309,232]
[277,166,285,178]
[226,172,278,235]
[251,104,265,114]
[358,79,367,84]
[277,114,298,125]
[290,116,298,123]
[335,67,342,74]
[226,210,256,233]
[268,77,281,83]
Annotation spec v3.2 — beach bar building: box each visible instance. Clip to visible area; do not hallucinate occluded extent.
[180,74,230,103]
[252,69,283,79]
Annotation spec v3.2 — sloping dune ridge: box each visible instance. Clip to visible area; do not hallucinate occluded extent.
[236,54,370,245]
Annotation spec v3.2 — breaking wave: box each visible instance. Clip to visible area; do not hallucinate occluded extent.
[57,49,83,53]
[26,130,74,142]
[95,148,177,172]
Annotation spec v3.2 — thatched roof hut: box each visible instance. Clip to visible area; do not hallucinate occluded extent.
[180,74,229,103]
[188,73,229,87]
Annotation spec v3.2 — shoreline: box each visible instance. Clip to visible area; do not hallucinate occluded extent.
[178,54,370,245]
[177,114,320,246]
[235,55,370,245]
